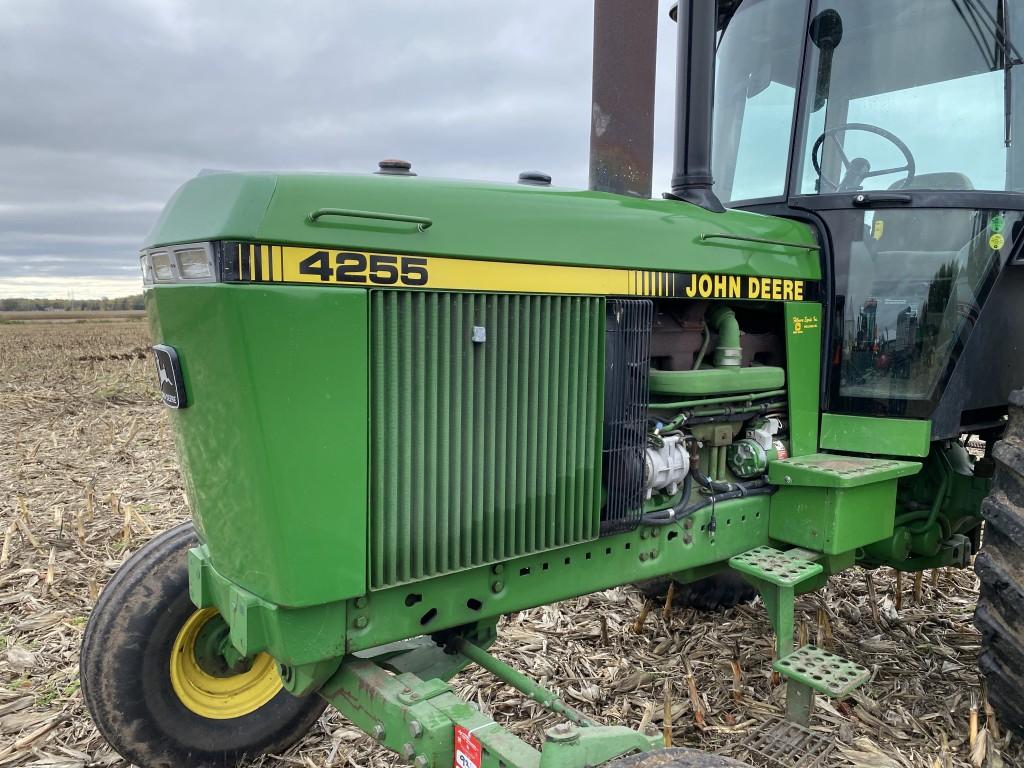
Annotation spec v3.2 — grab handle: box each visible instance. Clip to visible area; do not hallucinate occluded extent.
[307,207,433,231]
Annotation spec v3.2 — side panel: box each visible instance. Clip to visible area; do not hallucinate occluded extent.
[147,284,368,607]
[820,413,931,458]
[784,301,822,456]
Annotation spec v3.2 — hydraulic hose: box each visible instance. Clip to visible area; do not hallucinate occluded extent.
[691,464,742,494]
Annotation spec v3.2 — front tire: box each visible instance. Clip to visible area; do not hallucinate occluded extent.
[634,572,755,611]
[80,523,327,768]
[975,390,1024,740]
[608,747,750,767]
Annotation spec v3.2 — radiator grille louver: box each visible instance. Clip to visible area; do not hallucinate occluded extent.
[369,291,604,590]
[601,299,653,534]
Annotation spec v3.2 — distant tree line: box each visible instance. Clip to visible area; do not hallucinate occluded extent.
[0,294,145,311]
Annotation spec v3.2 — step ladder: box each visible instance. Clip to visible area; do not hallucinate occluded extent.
[730,546,869,724]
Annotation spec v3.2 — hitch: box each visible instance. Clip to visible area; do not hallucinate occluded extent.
[319,632,661,768]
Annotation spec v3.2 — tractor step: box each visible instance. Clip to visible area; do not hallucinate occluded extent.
[728,546,823,587]
[773,645,869,698]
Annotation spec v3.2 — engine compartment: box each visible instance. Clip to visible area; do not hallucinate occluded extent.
[604,299,790,532]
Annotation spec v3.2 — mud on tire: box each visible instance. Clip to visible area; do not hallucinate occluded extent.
[974,389,1024,740]
[607,747,750,767]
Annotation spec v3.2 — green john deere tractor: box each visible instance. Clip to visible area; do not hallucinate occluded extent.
[81,1,1024,766]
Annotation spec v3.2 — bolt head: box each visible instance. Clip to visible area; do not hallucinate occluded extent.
[402,743,416,759]
[354,596,368,609]
[354,616,369,629]
[545,723,579,743]
[372,723,386,741]
[492,563,504,575]
[409,720,423,738]
[683,534,692,545]
[415,756,430,768]
[639,552,648,562]
[492,580,504,593]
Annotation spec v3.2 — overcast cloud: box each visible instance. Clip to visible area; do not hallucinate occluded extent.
[0,1,680,298]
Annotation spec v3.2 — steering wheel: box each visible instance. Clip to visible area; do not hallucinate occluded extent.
[811,122,916,192]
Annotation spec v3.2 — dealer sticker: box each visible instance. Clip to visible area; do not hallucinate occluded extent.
[453,725,482,768]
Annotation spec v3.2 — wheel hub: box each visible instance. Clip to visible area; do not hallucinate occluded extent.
[169,607,282,719]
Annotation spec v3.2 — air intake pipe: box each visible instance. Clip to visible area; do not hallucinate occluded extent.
[708,305,741,367]
[668,1,725,212]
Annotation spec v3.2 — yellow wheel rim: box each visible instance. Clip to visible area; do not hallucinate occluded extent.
[169,608,282,719]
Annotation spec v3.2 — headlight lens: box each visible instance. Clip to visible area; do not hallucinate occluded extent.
[140,254,154,284]
[151,252,175,282]
[176,248,213,279]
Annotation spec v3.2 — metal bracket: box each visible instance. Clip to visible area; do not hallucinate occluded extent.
[319,633,660,768]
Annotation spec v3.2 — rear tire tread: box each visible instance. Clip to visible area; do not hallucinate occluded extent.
[975,389,1024,740]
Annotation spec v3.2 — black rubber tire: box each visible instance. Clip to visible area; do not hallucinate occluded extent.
[80,522,328,768]
[607,747,750,767]
[634,572,755,612]
[975,389,1024,740]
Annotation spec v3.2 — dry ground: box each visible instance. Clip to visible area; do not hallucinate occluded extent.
[0,317,1019,768]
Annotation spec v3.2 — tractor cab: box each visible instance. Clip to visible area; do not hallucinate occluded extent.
[712,0,1024,438]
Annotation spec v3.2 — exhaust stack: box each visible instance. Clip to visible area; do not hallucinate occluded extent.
[588,0,658,198]
[669,1,724,212]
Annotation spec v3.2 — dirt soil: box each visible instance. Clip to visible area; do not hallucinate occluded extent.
[0,318,1019,768]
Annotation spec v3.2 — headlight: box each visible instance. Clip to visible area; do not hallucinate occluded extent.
[140,253,154,285]
[151,252,175,282]
[176,248,213,280]
[141,243,218,284]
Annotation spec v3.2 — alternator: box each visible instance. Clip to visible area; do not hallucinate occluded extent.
[643,434,690,498]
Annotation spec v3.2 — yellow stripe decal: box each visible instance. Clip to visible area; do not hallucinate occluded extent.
[227,243,814,301]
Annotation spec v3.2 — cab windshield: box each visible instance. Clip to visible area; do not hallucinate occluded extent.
[713,0,1024,201]
[797,0,1024,195]
[713,0,1024,419]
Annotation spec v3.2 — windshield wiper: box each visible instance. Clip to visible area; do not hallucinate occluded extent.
[959,0,1022,147]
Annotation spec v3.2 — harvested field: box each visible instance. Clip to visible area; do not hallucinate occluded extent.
[0,318,1018,768]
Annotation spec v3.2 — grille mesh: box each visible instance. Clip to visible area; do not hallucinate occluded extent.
[601,299,652,534]
[369,290,604,590]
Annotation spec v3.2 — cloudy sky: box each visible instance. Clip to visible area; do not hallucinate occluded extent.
[0,0,681,299]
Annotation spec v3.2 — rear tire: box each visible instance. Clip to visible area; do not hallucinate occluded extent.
[634,572,755,611]
[975,389,1024,740]
[80,522,328,768]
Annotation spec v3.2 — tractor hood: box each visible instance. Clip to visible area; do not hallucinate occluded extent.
[143,171,821,281]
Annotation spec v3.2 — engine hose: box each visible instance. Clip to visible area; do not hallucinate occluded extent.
[691,465,741,494]
[641,477,773,526]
